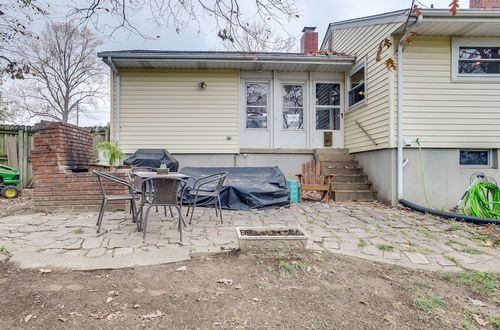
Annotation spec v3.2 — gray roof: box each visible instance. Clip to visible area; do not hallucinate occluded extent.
[98,50,356,72]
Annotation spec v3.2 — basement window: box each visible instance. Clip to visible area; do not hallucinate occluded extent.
[348,60,366,109]
[453,38,500,81]
[459,150,491,167]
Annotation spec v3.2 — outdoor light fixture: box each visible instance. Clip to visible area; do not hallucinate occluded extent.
[198,81,207,88]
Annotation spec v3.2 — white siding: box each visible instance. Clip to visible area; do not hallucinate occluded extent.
[328,23,401,153]
[115,69,240,154]
[395,36,500,148]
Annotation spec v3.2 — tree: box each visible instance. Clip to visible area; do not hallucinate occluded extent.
[0,0,48,78]
[223,22,297,52]
[5,22,104,123]
[71,0,299,50]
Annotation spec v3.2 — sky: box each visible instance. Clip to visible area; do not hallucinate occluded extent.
[21,0,465,126]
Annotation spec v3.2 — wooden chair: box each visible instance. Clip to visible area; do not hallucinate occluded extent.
[296,159,333,201]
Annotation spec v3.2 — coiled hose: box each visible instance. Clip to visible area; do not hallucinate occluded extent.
[462,181,500,219]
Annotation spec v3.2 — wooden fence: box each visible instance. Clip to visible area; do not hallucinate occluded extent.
[0,124,109,188]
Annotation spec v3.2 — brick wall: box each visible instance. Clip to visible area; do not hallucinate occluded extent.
[470,0,500,8]
[32,121,129,212]
[300,29,318,54]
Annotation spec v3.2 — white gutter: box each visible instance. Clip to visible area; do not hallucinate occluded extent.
[397,13,423,200]
[107,57,120,142]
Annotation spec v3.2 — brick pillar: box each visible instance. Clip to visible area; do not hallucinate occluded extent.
[300,26,318,54]
[470,0,500,8]
[32,121,128,212]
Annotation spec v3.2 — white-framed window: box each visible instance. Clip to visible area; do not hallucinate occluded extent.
[452,38,500,82]
[282,84,304,130]
[245,82,269,128]
[459,150,492,167]
[348,59,366,109]
[315,83,341,130]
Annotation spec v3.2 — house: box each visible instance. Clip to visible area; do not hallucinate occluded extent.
[98,0,500,209]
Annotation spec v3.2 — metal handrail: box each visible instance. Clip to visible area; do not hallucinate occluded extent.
[355,120,378,146]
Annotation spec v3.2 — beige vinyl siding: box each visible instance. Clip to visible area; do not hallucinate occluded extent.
[116,69,240,154]
[328,23,401,153]
[395,36,500,148]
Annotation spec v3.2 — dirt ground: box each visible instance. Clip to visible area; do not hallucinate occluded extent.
[0,251,498,330]
[0,189,34,218]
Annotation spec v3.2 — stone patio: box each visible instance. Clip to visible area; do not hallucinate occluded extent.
[0,202,498,271]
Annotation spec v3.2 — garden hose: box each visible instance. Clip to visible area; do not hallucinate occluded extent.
[461,181,500,219]
[416,139,433,209]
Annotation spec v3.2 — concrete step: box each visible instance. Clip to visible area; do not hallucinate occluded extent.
[332,174,367,182]
[323,167,363,175]
[314,148,354,162]
[321,160,359,168]
[331,190,377,201]
[331,182,372,190]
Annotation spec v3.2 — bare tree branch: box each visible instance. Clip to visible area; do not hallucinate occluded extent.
[4,22,105,124]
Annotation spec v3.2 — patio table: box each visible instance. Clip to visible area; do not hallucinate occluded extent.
[132,172,190,228]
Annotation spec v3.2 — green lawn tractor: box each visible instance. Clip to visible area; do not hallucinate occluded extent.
[0,164,20,199]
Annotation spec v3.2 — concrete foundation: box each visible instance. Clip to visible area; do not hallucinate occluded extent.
[353,148,500,210]
[173,153,313,180]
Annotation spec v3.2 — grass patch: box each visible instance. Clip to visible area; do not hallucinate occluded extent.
[419,229,436,239]
[414,294,445,312]
[445,239,462,247]
[74,228,85,234]
[445,224,462,231]
[306,219,314,224]
[489,315,500,327]
[440,271,500,299]
[278,261,296,276]
[358,238,368,248]
[0,247,6,252]
[256,281,269,289]
[443,255,460,265]
[461,247,484,255]
[377,244,395,252]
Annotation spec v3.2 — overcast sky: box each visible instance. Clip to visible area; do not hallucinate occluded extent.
[30,0,465,126]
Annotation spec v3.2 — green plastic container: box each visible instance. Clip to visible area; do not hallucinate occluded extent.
[288,180,300,203]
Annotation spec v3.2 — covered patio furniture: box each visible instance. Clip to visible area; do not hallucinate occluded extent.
[93,170,138,233]
[180,167,290,210]
[138,176,187,242]
[186,172,228,224]
[123,148,179,171]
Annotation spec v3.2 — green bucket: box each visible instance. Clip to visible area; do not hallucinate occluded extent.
[288,180,300,203]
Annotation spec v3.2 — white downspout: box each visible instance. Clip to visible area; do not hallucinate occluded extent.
[108,57,120,142]
[397,14,423,201]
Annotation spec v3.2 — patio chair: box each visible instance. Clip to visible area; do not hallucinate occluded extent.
[186,172,228,224]
[296,159,333,201]
[93,170,138,233]
[129,166,174,217]
[138,176,187,242]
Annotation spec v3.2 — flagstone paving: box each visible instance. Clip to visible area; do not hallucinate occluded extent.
[0,202,498,271]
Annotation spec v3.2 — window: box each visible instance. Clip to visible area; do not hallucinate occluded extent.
[282,84,304,129]
[348,61,365,108]
[453,38,500,81]
[315,83,341,130]
[458,47,500,75]
[245,83,268,128]
[459,150,491,167]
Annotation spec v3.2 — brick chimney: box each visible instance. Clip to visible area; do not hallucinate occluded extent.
[300,27,318,53]
[470,0,500,8]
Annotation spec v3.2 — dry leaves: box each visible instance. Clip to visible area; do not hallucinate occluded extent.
[141,310,165,320]
[216,278,233,285]
[38,268,52,274]
[473,314,488,327]
[24,314,35,323]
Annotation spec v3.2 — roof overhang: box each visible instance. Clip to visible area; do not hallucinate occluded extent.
[98,51,355,73]
[396,9,500,36]
[321,8,500,49]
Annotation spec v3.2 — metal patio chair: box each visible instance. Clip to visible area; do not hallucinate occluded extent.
[138,176,187,242]
[93,170,138,233]
[186,172,228,224]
